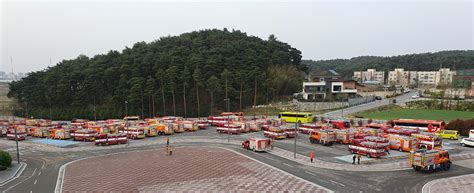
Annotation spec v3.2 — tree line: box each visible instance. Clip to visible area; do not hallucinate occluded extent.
[8,29,304,120]
[304,50,474,78]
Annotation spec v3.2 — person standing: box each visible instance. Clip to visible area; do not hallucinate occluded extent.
[166,137,170,147]
[352,154,356,164]
[357,154,362,164]
[309,152,315,163]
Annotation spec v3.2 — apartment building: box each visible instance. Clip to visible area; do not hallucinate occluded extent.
[388,68,455,87]
[353,69,385,84]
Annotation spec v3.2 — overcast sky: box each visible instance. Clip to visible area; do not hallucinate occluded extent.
[1,0,473,73]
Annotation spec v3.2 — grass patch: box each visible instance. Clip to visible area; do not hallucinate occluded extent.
[353,107,474,122]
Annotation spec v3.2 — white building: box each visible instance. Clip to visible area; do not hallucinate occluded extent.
[353,69,385,84]
[388,68,455,87]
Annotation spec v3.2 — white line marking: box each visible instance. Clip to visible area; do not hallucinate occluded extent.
[329,180,346,187]
[38,172,41,176]
[282,162,294,168]
[30,191,32,193]
[305,171,317,176]
[3,168,37,193]
[33,179,37,185]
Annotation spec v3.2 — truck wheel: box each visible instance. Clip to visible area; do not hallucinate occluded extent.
[366,154,371,158]
[445,163,451,170]
[450,137,454,140]
[461,143,465,147]
[399,148,402,152]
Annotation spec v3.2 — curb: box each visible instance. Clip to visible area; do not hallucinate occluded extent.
[0,162,27,186]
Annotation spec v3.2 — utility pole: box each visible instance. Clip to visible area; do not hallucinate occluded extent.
[294,104,299,159]
[93,96,97,121]
[224,98,230,143]
[11,107,20,164]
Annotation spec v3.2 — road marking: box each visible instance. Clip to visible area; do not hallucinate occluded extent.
[305,171,317,176]
[30,191,32,193]
[282,162,294,168]
[329,180,346,187]
[33,179,37,185]
[38,172,41,176]
[2,168,37,193]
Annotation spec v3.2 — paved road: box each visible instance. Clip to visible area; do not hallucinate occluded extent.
[1,127,473,193]
[323,91,417,117]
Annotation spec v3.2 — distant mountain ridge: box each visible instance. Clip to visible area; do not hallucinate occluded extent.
[303,50,474,78]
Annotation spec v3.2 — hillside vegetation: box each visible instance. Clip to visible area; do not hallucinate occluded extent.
[8,29,305,120]
[304,50,474,78]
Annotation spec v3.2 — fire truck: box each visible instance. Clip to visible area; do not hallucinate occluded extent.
[264,127,287,139]
[309,130,335,145]
[181,120,198,132]
[31,127,50,138]
[329,120,350,129]
[153,124,174,135]
[284,127,297,138]
[242,138,270,152]
[387,134,414,152]
[247,120,263,132]
[196,120,209,129]
[335,130,354,144]
[216,123,242,134]
[261,119,285,131]
[6,128,27,141]
[299,123,322,134]
[143,126,158,137]
[72,129,97,141]
[121,127,146,139]
[412,133,442,150]
[409,149,451,172]
[49,128,71,140]
[95,133,128,146]
[348,141,388,158]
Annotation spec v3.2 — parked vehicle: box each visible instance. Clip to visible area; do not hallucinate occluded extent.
[154,124,174,135]
[49,128,71,140]
[284,127,297,138]
[409,149,451,172]
[348,141,387,158]
[95,133,128,146]
[216,123,242,134]
[335,130,354,144]
[412,133,442,150]
[460,138,474,147]
[121,127,146,139]
[143,126,158,137]
[242,138,270,152]
[309,130,335,145]
[387,134,414,152]
[437,130,459,140]
[278,112,312,123]
[196,120,209,129]
[299,123,322,134]
[6,128,27,141]
[264,127,287,139]
[181,120,199,132]
[329,120,350,129]
[73,129,97,141]
[31,127,50,138]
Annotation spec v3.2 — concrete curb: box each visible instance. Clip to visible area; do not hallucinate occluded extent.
[0,162,27,186]
[421,174,474,193]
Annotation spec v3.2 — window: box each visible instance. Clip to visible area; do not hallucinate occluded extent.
[333,85,342,91]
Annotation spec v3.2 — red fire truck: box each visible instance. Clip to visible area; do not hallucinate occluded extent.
[95,133,128,146]
[387,134,415,152]
[72,129,97,141]
[216,123,242,134]
[242,138,270,152]
[348,141,388,158]
[309,130,335,145]
[335,130,354,144]
[6,128,27,141]
[196,120,209,129]
[329,120,350,129]
[284,127,297,138]
[412,133,442,150]
[264,127,287,139]
[299,123,322,134]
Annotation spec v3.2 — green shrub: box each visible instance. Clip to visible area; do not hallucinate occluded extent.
[447,119,474,136]
[0,150,12,167]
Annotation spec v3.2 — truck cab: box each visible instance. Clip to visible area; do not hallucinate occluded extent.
[409,149,451,172]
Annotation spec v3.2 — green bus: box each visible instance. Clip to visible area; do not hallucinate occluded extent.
[278,112,312,123]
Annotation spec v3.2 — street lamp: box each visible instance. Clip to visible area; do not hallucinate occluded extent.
[224,98,230,143]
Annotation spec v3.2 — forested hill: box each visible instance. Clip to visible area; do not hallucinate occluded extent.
[303,50,474,78]
[8,29,304,120]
